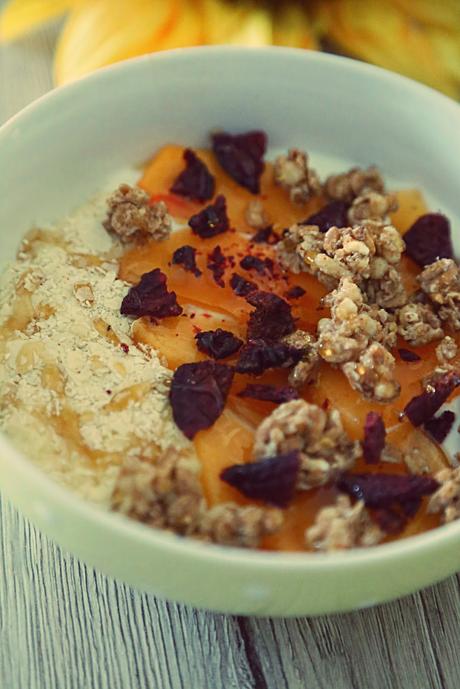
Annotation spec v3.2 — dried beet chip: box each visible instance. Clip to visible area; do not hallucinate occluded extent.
[246,290,295,342]
[285,285,306,300]
[303,200,349,233]
[170,148,215,202]
[211,130,267,194]
[172,244,202,277]
[207,245,227,287]
[121,269,182,319]
[189,194,229,238]
[236,339,304,375]
[251,226,279,244]
[195,328,243,359]
[239,254,274,275]
[424,410,456,444]
[404,213,454,267]
[238,384,299,404]
[170,360,234,439]
[398,348,421,363]
[220,450,300,507]
[404,372,460,427]
[338,473,439,509]
[362,412,386,464]
[230,272,257,297]
[373,507,408,535]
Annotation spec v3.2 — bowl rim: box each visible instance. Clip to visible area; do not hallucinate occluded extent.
[1,44,460,572]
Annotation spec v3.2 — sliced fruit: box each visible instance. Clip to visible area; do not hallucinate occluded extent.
[391,188,429,234]
[194,407,256,506]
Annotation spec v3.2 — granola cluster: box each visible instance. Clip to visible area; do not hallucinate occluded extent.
[316,278,400,402]
[418,258,460,331]
[428,468,460,523]
[111,450,204,535]
[306,495,383,551]
[274,149,321,204]
[281,330,320,387]
[253,400,360,489]
[396,301,444,346]
[104,183,172,243]
[325,166,385,203]
[277,219,406,308]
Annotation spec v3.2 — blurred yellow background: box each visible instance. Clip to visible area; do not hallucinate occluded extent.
[0,0,459,97]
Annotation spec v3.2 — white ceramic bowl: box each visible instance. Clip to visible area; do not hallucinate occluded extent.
[1,47,459,617]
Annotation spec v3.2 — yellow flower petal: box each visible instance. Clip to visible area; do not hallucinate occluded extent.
[273,4,318,50]
[54,0,179,85]
[0,0,74,42]
[313,0,459,98]
[390,0,460,32]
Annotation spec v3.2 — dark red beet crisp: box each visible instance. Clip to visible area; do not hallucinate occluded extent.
[230,272,257,297]
[303,200,349,233]
[285,285,306,300]
[424,410,456,444]
[404,213,454,266]
[362,412,386,464]
[251,226,279,244]
[246,290,295,342]
[236,339,304,375]
[338,473,439,509]
[207,245,227,287]
[404,372,460,427]
[211,130,267,194]
[398,348,421,362]
[220,450,300,507]
[189,194,229,238]
[169,361,234,439]
[120,269,182,319]
[195,328,243,359]
[170,148,215,202]
[239,254,274,275]
[238,384,299,404]
[172,244,202,277]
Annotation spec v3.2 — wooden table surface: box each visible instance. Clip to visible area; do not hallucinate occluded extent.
[1,22,460,689]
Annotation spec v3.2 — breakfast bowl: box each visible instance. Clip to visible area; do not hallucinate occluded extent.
[0,46,459,617]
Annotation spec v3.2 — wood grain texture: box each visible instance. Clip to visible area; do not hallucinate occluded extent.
[2,20,460,689]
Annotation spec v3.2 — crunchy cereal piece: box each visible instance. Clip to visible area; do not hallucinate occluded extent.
[317,278,397,364]
[427,467,460,523]
[320,225,376,281]
[367,222,406,265]
[73,282,95,307]
[396,302,444,346]
[418,258,460,330]
[342,342,400,402]
[348,192,398,225]
[365,258,407,308]
[278,221,406,305]
[306,495,383,551]
[198,503,283,548]
[253,400,359,489]
[104,183,172,243]
[273,149,321,204]
[111,450,204,535]
[436,336,458,364]
[276,224,324,274]
[325,166,385,203]
[282,330,320,387]
[245,199,270,230]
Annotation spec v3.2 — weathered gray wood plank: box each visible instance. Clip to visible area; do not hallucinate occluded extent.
[2,18,460,689]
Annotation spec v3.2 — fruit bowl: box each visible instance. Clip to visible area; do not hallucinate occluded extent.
[0,46,459,616]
